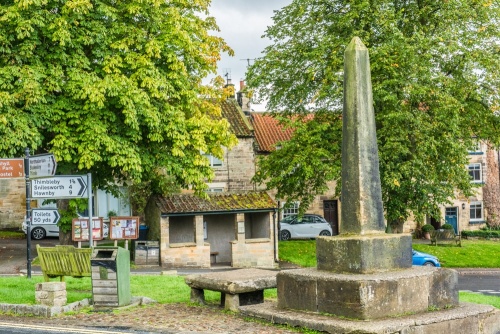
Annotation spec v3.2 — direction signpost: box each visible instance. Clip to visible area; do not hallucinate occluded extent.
[31,209,60,225]
[31,175,88,199]
[29,154,57,178]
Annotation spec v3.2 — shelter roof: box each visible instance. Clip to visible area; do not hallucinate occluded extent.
[155,191,276,215]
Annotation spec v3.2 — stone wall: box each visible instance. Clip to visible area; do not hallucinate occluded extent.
[211,137,255,191]
[0,179,26,229]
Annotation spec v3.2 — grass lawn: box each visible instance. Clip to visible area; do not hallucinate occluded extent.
[0,234,498,311]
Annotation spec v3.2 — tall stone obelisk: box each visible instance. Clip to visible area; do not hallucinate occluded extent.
[316,37,411,274]
[341,37,385,235]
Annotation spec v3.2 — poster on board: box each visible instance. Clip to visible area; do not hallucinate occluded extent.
[110,216,140,240]
[72,217,103,241]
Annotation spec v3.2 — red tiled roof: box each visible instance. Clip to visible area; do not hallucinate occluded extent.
[155,191,276,215]
[250,113,295,152]
[220,99,253,137]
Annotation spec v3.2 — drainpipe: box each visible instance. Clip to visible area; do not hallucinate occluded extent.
[273,209,278,264]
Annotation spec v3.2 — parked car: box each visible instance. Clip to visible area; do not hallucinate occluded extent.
[412,249,441,267]
[279,214,332,241]
[22,218,59,240]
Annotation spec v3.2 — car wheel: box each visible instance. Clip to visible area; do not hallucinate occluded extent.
[319,230,331,236]
[423,261,436,267]
[31,227,46,240]
[281,230,291,241]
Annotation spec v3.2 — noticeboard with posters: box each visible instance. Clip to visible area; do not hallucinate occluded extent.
[110,216,140,240]
[72,217,104,241]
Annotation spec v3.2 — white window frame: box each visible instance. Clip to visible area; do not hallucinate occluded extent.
[207,188,224,192]
[468,138,482,154]
[468,163,482,183]
[282,201,300,218]
[201,151,223,167]
[469,201,483,222]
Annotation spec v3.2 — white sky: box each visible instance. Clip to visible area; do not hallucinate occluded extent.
[209,0,292,110]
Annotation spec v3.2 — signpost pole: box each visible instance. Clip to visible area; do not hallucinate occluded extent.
[24,148,32,279]
[87,173,93,248]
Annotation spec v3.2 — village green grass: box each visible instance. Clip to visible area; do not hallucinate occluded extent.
[0,237,498,309]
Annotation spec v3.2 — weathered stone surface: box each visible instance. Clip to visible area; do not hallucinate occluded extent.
[341,37,385,235]
[316,233,412,273]
[241,301,500,334]
[277,267,458,320]
[184,268,277,294]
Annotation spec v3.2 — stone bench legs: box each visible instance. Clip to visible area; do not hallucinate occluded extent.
[190,287,264,311]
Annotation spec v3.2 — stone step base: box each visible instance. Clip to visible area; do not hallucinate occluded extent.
[240,301,500,334]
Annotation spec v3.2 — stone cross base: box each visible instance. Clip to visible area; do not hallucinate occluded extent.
[35,282,67,307]
[241,301,500,334]
[277,266,458,320]
[316,233,412,273]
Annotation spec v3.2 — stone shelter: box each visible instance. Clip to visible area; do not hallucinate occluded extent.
[145,191,278,269]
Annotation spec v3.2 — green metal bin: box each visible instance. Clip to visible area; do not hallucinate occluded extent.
[91,247,131,307]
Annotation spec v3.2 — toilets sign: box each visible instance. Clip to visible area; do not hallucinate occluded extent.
[31,175,87,199]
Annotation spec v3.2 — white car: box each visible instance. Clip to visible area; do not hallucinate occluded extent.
[279,214,333,241]
[22,218,59,240]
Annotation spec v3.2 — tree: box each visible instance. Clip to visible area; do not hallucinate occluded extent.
[248,0,500,225]
[0,0,236,199]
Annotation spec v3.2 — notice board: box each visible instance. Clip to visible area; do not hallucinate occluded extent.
[72,217,104,241]
[110,216,140,240]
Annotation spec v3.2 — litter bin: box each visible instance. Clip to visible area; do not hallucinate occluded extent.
[138,225,149,241]
[134,240,159,265]
[91,247,131,307]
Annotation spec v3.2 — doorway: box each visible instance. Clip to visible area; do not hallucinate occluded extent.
[323,200,339,235]
[445,207,458,234]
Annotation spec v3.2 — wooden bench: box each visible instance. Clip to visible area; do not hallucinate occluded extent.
[36,245,92,282]
[184,268,277,311]
[430,230,462,246]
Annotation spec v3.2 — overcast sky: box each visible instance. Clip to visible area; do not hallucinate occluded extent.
[209,0,292,110]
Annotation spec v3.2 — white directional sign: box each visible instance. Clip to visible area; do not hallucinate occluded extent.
[32,209,60,225]
[29,154,57,178]
[31,175,88,199]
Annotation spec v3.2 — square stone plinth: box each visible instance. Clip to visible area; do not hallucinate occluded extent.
[277,266,458,320]
[316,233,412,273]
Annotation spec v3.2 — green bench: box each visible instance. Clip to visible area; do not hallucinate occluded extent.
[36,245,92,282]
[430,230,461,247]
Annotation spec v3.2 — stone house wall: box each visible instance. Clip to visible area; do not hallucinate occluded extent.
[0,179,27,229]
[210,137,255,192]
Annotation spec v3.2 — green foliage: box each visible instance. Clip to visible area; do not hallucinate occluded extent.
[441,223,454,230]
[422,224,435,233]
[0,0,236,201]
[461,229,500,239]
[247,0,500,223]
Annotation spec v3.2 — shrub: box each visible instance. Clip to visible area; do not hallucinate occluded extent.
[462,230,500,239]
[441,223,454,230]
[421,224,435,233]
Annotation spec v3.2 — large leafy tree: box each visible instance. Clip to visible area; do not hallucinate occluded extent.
[249,0,500,225]
[0,0,236,200]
